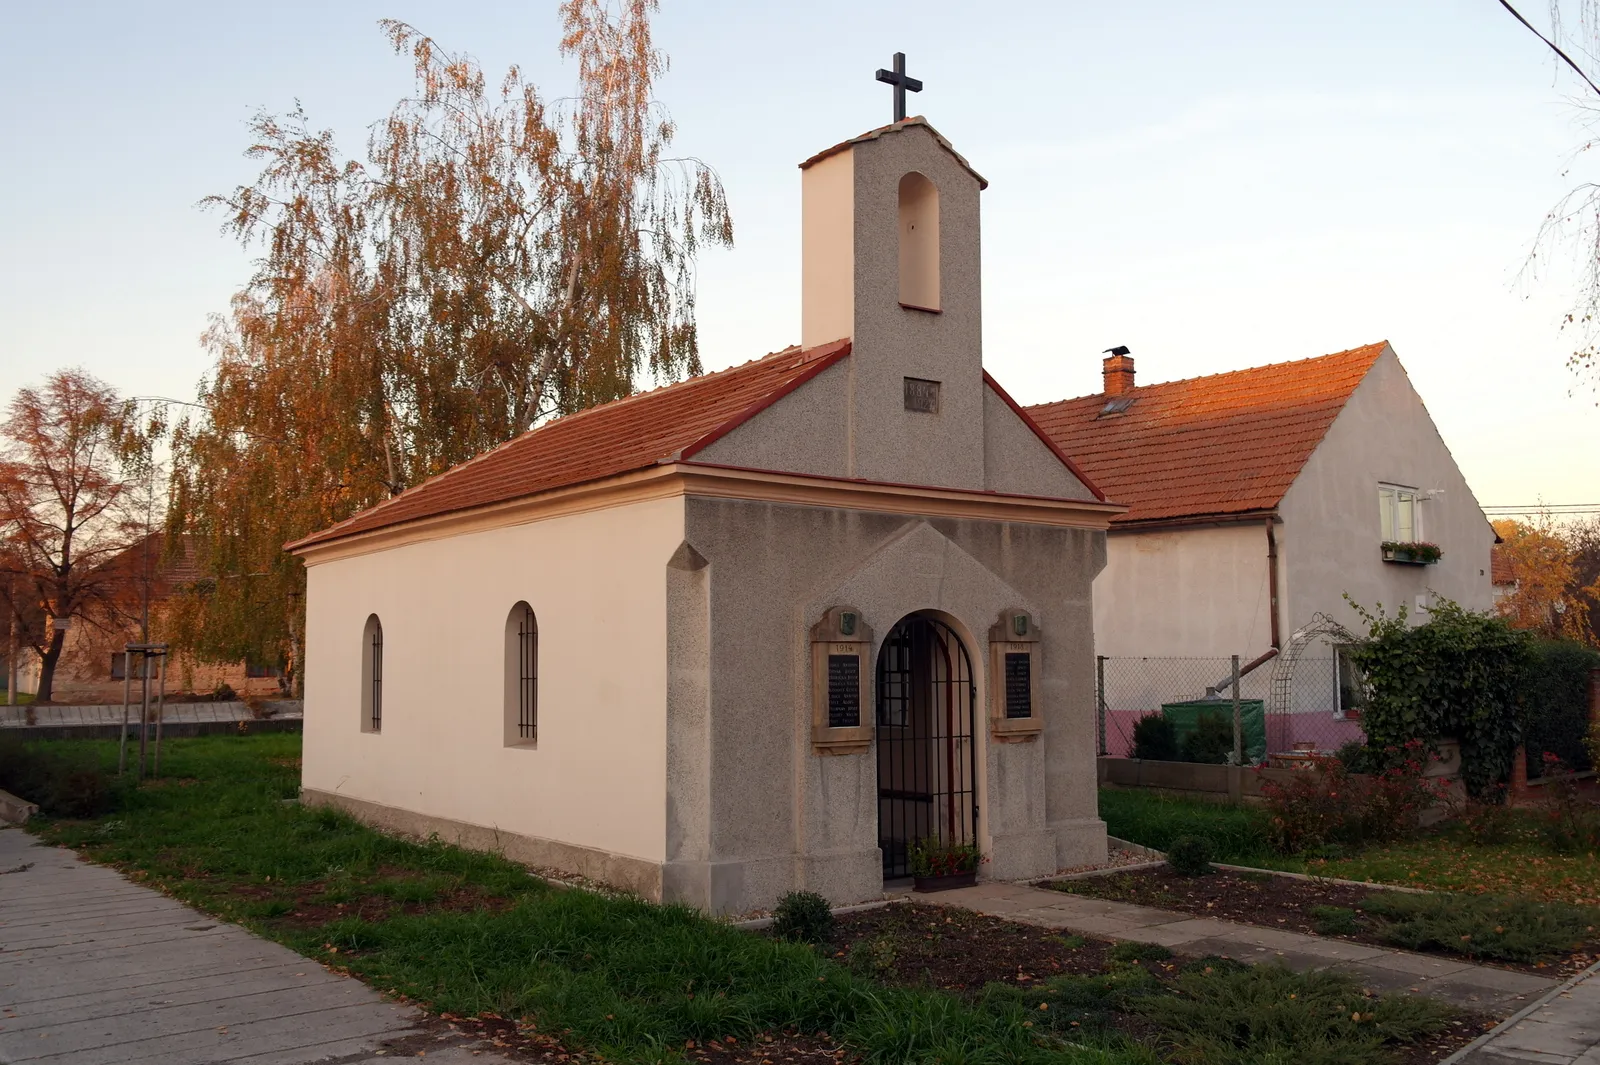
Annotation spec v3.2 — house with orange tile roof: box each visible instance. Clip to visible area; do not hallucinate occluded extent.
[1029,345,1496,753]
[287,117,1124,913]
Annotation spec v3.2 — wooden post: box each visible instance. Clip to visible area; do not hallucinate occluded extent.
[117,650,132,775]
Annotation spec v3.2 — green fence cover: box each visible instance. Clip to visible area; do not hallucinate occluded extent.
[1161,698,1266,764]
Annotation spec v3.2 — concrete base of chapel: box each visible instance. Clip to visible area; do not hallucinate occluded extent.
[1051,816,1110,873]
[301,788,664,900]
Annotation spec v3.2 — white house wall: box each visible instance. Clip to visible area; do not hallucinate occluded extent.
[1278,345,1494,633]
[300,496,682,888]
[1093,522,1274,659]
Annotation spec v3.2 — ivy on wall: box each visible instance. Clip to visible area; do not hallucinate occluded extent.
[1344,597,1533,797]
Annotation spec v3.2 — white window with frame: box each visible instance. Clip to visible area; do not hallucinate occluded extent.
[1378,483,1420,543]
[1334,645,1368,720]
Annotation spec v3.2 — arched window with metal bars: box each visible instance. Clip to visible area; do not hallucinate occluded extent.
[360,614,383,733]
[504,602,538,746]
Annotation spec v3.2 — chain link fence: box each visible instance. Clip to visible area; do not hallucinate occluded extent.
[1097,650,1366,763]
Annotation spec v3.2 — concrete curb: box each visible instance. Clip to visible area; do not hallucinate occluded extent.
[1107,835,1164,857]
[1436,959,1600,1064]
[1026,859,1168,885]
[732,898,896,931]
[1212,862,1438,895]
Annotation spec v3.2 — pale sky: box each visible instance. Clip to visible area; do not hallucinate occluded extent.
[1,1,1596,513]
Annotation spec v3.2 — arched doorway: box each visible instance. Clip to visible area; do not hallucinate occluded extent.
[875,614,978,880]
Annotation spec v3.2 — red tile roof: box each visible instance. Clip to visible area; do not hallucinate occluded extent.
[1490,544,1516,586]
[1026,343,1388,526]
[289,340,852,551]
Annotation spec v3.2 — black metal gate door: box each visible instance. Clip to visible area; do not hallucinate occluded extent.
[875,614,978,879]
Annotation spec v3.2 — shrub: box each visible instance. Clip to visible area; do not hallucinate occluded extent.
[1308,904,1360,936]
[1523,641,1600,776]
[1131,712,1178,761]
[1334,741,1378,775]
[1452,790,1519,845]
[1363,891,1594,963]
[0,737,121,818]
[906,837,984,878]
[1109,940,1172,961]
[1532,754,1600,854]
[1345,597,1532,797]
[1165,834,1213,876]
[770,890,833,945]
[1258,741,1449,854]
[1180,710,1234,765]
[1123,962,1456,1060]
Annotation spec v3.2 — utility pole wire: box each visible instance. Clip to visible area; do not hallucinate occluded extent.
[1497,0,1600,98]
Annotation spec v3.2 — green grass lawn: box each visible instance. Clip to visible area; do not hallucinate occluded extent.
[1099,788,1600,908]
[17,737,1467,1065]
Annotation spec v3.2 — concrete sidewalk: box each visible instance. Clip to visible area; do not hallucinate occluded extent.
[1450,964,1600,1064]
[930,881,1560,1014]
[0,829,512,1065]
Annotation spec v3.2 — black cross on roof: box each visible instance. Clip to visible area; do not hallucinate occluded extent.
[875,52,922,124]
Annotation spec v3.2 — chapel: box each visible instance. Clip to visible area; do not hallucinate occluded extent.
[289,104,1124,914]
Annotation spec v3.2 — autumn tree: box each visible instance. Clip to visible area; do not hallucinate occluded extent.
[0,370,147,702]
[1492,516,1598,642]
[1499,1,1600,388]
[168,0,732,684]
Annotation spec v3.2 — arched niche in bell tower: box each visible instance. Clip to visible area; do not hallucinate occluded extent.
[897,172,940,312]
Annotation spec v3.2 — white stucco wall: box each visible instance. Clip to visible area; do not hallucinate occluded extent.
[1278,345,1494,632]
[300,496,683,865]
[1093,522,1274,659]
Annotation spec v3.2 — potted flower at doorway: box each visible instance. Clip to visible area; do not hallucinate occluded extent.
[908,837,987,892]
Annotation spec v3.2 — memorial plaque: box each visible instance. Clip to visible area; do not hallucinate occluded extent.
[903,377,941,414]
[1004,652,1032,719]
[827,653,861,728]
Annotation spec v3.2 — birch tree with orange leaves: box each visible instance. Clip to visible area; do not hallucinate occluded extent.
[168,0,732,685]
[0,371,148,702]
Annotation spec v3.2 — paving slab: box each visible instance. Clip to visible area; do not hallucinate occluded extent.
[925,880,1563,1014]
[0,828,517,1064]
[1449,965,1600,1065]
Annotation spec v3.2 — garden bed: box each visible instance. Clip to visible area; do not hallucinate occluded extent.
[1046,867,1599,977]
[824,903,1491,1065]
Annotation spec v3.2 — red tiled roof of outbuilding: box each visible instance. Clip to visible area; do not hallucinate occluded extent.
[288,339,853,551]
[1490,544,1516,586]
[1026,343,1388,526]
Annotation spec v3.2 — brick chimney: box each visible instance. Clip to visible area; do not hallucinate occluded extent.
[1102,348,1135,396]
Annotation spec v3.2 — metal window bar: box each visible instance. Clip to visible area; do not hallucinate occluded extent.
[876,615,977,879]
[518,607,537,741]
[370,625,383,731]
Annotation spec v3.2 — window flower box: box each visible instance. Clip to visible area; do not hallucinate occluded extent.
[1381,541,1441,565]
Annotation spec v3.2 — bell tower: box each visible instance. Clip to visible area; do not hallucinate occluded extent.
[798,115,989,489]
